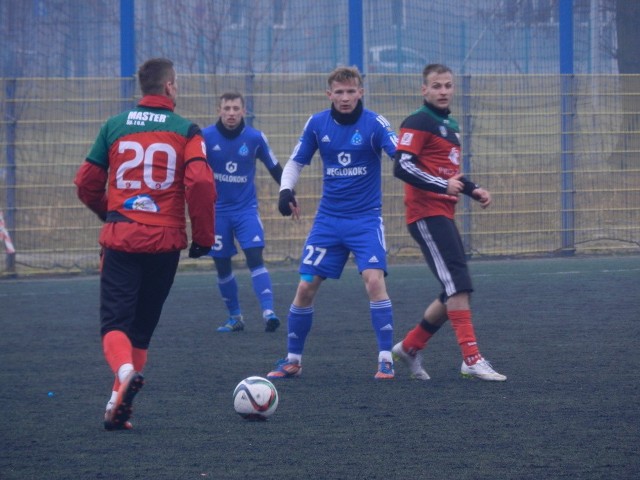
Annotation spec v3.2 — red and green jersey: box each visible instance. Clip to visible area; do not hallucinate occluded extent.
[76,95,216,252]
[86,95,208,229]
[395,103,462,222]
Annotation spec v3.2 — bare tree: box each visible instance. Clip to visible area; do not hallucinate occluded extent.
[611,0,639,169]
[614,0,640,73]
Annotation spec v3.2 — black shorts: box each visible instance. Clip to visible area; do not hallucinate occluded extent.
[408,217,473,300]
[100,248,180,349]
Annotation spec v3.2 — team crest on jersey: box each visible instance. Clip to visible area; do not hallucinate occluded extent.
[439,125,448,137]
[400,132,413,146]
[337,152,351,166]
[449,147,460,166]
[351,130,363,145]
[238,143,249,156]
[226,161,238,173]
[123,194,160,212]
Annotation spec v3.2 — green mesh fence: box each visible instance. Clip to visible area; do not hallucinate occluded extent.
[1,0,638,275]
[1,73,639,276]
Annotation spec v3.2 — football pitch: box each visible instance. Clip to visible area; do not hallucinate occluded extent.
[1,255,639,479]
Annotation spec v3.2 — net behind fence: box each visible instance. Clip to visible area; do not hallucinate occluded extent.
[1,73,639,276]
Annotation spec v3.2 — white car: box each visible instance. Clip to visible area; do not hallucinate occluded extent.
[367,45,428,73]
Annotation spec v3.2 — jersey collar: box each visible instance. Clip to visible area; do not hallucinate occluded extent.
[215,118,246,139]
[138,95,175,111]
[330,99,363,125]
[423,100,450,118]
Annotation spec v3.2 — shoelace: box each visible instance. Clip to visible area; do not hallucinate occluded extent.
[380,361,393,373]
[473,359,496,372]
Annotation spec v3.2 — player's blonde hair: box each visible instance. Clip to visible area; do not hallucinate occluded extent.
[327,66,363,88]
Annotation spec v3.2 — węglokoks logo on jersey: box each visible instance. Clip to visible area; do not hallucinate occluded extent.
[338,152,351,166]
[214,160,248,183]
[225,161,238,173]
[326,151,368,177]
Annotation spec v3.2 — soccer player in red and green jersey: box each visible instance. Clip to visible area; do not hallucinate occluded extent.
[74,57,216,429]
[391,63,506,382]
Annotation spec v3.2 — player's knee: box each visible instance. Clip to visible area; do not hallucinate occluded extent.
[295,275,320,305]
[244,247,264,270]
[363,272,386,298]
[214,257,232,278]
[445,291,471,310]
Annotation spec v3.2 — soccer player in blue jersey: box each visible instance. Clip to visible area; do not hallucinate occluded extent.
[266,66,398,379]
[202,92,283,333]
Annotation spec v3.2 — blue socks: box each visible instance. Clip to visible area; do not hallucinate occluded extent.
[250,266,274,314]
[287,305,313,355]
[370,299,393,352]
[217,274,240,315]
[284,300,393,358]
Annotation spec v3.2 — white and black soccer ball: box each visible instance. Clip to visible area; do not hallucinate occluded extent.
[232,376,279,420]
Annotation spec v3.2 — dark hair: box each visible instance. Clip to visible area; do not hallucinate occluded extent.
[327,66,363,88]
[422,63,453,83]
[137,58,175,95]
[219,91,245,107]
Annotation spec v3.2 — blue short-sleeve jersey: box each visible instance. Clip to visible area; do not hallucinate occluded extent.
[290,108,397,217]
[202,124,279,215]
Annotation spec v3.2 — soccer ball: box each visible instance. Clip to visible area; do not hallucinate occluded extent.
[232,376,279,420]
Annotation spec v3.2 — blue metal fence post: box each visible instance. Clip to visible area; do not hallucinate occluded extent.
[348,0,364,73]
[4,79,17,274]
[245,74,255,128]
[461,74,473,257]
[559,0,575,255]
[120,0,136,107]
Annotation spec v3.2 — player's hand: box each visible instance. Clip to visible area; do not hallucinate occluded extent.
[472,188,492,209]
[446,173,463,195]
[278,189,299,219]
[188,241,211,258]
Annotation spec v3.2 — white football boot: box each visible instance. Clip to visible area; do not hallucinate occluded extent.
[392,342,430,380]
[460,358,507,381]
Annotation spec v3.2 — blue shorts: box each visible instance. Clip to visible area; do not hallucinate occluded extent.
[298,212,388,279]
[208,210,266,258]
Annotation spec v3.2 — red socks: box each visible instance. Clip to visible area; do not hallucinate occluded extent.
[102,330,133,374]
[132,347,148,372]
[402,324,435,354]
[103,331,148,372]
[104,331,149,392]
[448,310,481,365]
[402,310,482,365]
